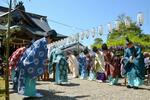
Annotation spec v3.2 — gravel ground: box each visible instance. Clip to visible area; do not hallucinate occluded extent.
[9,75,150,100]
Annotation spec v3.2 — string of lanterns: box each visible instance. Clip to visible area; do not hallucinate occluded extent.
[47,12,144,50]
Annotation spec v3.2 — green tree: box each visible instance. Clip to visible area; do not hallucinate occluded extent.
[91,38,103,48]
[107,14,150,52]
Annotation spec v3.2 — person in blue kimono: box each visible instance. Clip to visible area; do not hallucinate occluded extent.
[79,48,96,80]
[123,37,145,89]
[78,49,88,79]
[12,40,35,91]
[17,30,57,97]
[48,48,68,85]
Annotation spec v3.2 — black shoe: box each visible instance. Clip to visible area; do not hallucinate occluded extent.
[133,86,139,89]
[127,85,133,88]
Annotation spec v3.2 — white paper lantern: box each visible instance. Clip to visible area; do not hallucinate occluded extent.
[98,25,103,36]
[108,23,113,33]
[68,37,72,44]
[70,35,74,43]
[114,20,120,30]
[63,38,67,45]
[75,33,79,42]
[137,12,144,26]
[62,38,67,47]
[57,40,61,48]
[124,18,130,27]
[60,39,64,46]
[54,41,57,48]
[86,30,90,39]
[81,32,84,40]
[91,28,96,38]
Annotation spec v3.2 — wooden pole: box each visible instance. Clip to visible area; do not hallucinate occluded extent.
[5,0,12,100]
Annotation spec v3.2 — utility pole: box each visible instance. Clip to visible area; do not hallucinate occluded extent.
[5,0,12,100]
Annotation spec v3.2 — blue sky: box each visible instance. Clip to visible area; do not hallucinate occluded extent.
[1,0,150,47]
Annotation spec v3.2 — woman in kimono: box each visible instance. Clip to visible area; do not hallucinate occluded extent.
[102,43,119,85]
[17,30,57,97]
[48,48,68,84]
[123,38,145,89]
[67,50,79,78]
[92,46,106,82]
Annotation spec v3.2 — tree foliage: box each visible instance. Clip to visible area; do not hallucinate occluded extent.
[107,14,150,52]
[91,38,103,49]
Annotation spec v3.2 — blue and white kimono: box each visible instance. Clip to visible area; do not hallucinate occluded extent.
[78,54,88,79]
[123,46,145,87]
[17,37,48,96]
[48,48,68,84]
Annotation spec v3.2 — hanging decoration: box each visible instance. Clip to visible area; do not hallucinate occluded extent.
[75,33,79,42]
[114,20,120,30]
[70,36,74,43]
[124,18,130,27]
[63,38,67,46]
[57,40,61,48]
[91,27,96,38]
[81,32,84,40]
[137,12,144,26]
[108,22,113,33]
[98,25,103,36]
[67,37,71,44]
[59,39,63,47]
[54,41,58,48]
[47,12,143,51]
[86,30,90,39]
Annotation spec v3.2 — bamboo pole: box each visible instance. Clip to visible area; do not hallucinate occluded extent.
[5,0,12,100]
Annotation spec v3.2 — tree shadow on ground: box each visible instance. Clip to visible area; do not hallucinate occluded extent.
[23,89,89,100]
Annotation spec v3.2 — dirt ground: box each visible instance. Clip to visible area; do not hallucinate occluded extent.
[9,75,150,100]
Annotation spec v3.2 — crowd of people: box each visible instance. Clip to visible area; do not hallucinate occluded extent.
[0,30,150,97]
[66,37,150,89]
